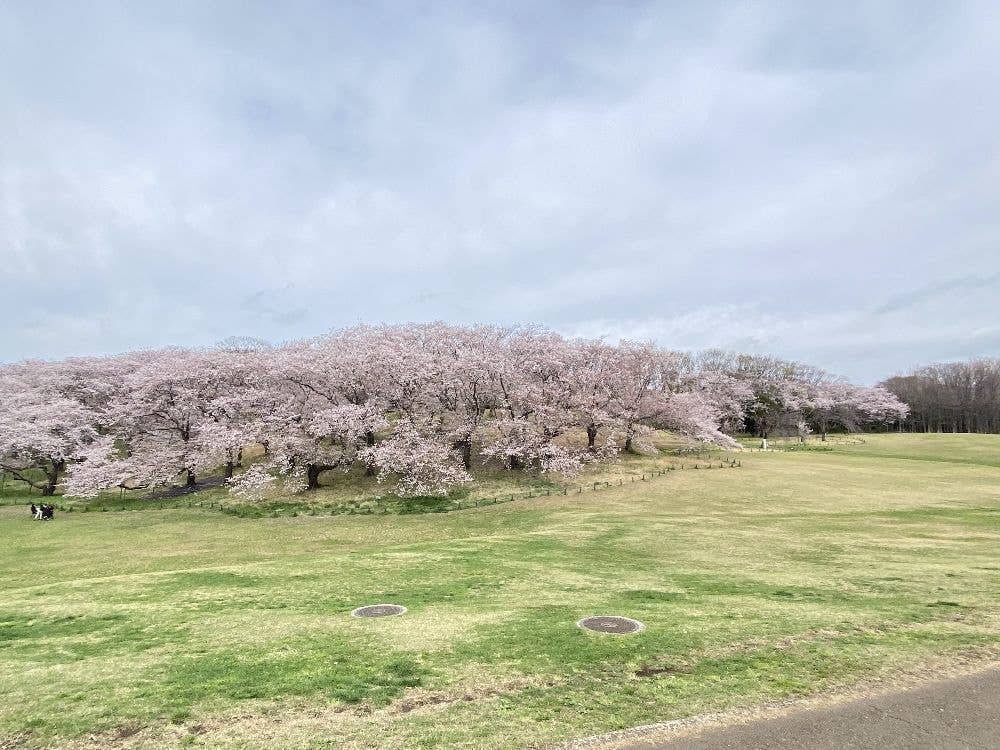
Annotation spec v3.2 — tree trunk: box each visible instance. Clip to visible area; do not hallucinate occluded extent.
[365,431,377,476]
[41,485,55,496]
[186,469,197,487]
[42,460,63,496]
[225,461,235,479]
[454,439,472,470]
[624,434,634,453]
[586,424,598,450]
[306,464,322,490]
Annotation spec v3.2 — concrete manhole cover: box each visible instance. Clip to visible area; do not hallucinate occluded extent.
[351,604,407,618]
[577,615,645,634]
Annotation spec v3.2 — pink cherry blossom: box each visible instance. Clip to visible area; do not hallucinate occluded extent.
[0,323,912,501]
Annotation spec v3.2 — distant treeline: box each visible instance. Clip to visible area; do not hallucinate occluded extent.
[882,359,1000,434]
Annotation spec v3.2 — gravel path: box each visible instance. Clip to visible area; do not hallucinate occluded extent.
[613,667,999,750]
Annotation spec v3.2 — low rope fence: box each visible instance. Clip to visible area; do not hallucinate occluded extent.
[22,454,743,519]
[214,457,742,518]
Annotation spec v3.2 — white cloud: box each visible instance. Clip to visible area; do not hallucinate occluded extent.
[1,1,998,380]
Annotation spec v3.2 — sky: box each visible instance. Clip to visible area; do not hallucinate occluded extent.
[2,1,999,383]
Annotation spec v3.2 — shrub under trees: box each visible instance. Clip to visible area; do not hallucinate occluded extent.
[0,323,908,499]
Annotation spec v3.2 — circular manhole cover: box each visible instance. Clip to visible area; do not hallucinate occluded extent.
[577,615,645,634]
[351,604,407,618]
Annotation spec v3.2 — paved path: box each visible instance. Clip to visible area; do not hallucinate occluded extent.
[622,668,999,750]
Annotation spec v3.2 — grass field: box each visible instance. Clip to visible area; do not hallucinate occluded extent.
[2,434,999,749]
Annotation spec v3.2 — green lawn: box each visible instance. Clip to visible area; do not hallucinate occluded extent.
[2,435,999,749]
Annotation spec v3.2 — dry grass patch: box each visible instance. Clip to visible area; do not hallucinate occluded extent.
[2,435,999,749]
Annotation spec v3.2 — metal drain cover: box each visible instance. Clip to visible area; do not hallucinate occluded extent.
[577,615,645,634]
[351,604,407,618]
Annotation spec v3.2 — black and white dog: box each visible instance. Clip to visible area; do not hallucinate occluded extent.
[30,503,54,520]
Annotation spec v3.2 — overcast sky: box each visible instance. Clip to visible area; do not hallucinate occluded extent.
[2,1,998,382]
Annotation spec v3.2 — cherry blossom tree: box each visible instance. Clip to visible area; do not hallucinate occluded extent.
[569,340,619,451]
[3,322,919,502]
[801,377,909,441]
[604,344,687,453]
[265,333,389,489]
[481,329,601,476]
[366,418,472,496]
[652,391,742,449]
[846,384,910,430]
[66,349,243,495]
[697,352,814,448]
[0,367,99,495]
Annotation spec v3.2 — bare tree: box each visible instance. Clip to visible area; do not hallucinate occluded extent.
[883,359,1000,433]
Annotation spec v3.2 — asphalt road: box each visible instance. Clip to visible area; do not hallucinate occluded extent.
[623,668,999,750]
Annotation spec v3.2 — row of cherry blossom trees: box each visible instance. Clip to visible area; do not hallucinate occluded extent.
[693,351,910,446]
[0,324,908,498]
